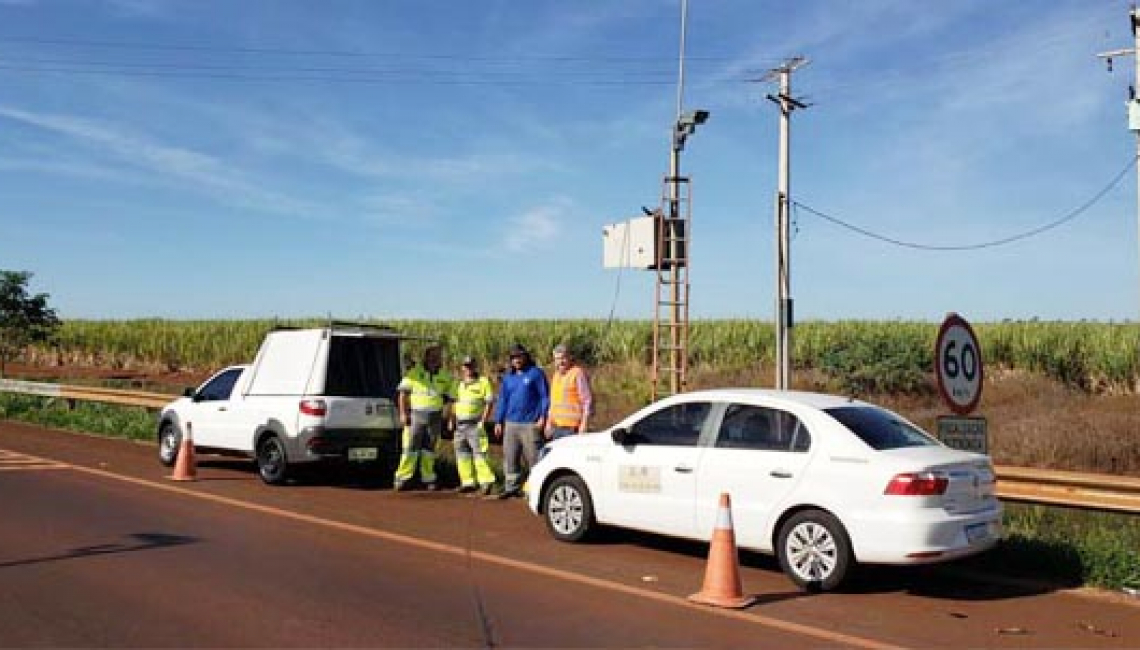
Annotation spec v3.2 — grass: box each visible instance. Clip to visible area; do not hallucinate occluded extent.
[964,503,1140,592]
[29,318,1140,395]
[0,392,155,443]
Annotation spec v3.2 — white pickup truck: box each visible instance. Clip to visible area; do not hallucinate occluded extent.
[157,324,404,484]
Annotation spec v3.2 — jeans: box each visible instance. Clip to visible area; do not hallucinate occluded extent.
[502,422,542,493]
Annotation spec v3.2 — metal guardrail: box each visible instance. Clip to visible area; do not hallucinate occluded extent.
[1,379,1138,514]
[0,378,173,410]
[995,465,1140,515]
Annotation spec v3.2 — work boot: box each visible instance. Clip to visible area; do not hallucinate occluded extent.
[496,488,519,500]
[456,484,477,494]
[425,483,438,492]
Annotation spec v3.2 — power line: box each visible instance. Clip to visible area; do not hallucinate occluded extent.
[793,154,1138,251]
[0,35,735,64]
[0,63,732,86]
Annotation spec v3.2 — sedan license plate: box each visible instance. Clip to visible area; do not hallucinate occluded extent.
[965,522,991,544]
[348,447,378,462]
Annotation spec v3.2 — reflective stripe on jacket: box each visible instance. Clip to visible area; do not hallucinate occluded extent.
[454,376,494,420]
[398,366,454,412]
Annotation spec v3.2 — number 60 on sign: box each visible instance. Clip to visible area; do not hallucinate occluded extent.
[935,313,983,415]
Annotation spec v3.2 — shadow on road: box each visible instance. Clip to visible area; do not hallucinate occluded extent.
[0,532,198,569]
[584,528,1064,602]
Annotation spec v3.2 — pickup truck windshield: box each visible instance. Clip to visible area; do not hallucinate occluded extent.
[324,336,401,398]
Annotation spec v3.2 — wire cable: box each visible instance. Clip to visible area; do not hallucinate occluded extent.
[793,154,1138,251]
[0,35,735,63]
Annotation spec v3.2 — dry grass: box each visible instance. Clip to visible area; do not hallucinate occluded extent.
[590,362,1140,476]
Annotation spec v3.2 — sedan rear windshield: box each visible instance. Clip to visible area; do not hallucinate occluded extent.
[824,406,938,450]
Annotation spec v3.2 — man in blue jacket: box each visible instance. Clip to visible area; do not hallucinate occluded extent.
[493,343,549,499]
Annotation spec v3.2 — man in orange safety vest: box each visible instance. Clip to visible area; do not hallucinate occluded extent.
[545,343,593,442]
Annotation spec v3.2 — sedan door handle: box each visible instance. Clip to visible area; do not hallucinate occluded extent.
[217,406,228,412]
[769,469,793,479]
[674,465,694,474]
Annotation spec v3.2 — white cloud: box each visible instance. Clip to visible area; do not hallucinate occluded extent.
[504,198,569,252]
[0,104,324,218]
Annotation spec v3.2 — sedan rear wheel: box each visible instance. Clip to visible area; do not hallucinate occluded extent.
[544,475,595,542]
[777,509,853,592]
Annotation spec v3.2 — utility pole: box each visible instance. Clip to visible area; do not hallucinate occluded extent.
[764,57,808,391]
[1098,4,1140,321]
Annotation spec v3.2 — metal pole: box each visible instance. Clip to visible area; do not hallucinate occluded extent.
[669,0,688,395]
[1134,5,1140,322]
[1101,7,1140,320]
[775,69,792,391]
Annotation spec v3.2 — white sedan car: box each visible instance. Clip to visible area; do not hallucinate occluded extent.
[527,389,1001,591]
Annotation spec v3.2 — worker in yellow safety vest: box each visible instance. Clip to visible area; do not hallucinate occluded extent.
[545,343,593,443]
[449,355,497,496]
[394,345,455,491]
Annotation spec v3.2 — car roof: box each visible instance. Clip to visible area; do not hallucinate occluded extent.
[673,388,868,411]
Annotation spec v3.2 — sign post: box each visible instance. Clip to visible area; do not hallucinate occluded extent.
[934,313,987,453]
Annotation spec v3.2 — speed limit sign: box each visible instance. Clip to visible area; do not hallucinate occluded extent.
[935,313,983,415]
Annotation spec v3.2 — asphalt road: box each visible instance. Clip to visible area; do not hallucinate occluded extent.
[1,420,1137,648]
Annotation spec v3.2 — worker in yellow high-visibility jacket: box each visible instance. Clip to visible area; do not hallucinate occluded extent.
[545,343,593,443]
[449,355,497,496]
[394,345,454,491]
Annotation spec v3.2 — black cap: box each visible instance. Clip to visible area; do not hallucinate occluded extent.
[508,343,529,357]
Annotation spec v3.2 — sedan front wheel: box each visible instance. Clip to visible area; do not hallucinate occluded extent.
[543,475,595,542]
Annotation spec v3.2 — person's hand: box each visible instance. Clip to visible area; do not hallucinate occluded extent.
[494,423,503,439]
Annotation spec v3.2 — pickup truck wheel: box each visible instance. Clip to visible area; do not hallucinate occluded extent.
[256,435,290,485]
[158,421,179,467]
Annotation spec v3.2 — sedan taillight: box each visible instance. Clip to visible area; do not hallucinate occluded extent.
[884,472,948,496]
[299,399,327,417]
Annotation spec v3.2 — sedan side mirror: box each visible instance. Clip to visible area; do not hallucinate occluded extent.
[611,427,630,445]
[183,387,196,399]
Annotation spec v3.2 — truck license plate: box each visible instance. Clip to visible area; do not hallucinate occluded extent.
[965,522,990,544]
[348,447,378,461]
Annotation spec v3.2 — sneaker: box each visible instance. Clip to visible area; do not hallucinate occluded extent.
[496,488,519,500]
[479,484,494,496]
[425,483,439,492]
[394,481,410,492]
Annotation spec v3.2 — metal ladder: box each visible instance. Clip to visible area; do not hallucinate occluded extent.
[652,174,691,400]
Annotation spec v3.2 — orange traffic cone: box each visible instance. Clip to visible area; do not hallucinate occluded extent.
[168,422,197,482]
[688,493,756,609]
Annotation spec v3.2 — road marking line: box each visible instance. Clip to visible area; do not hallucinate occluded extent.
[60,461,903,650]
[0,448,71,470]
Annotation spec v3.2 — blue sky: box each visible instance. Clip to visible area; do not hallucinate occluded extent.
[0,0,1136,321]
